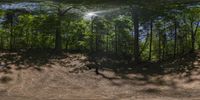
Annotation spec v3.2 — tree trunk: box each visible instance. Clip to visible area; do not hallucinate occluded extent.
[149,20,153,61]
[89,19,94,53]
[132,9,140,63]
[191,22,195,52]
[174,21,177,58]
[26,30,29,48]
[95,31,98,52]
[10,18,13,50]
[162,23,166,60]
[0,35,3,50]
[162,34,166,60]
[106,32,109,53]
[55,18,62,52]
[191,22,199,52]
[115,24,118,54]
[182,38,185,54]
[65,38,69,51]
[65,21,71,51]
[158,32,161,61]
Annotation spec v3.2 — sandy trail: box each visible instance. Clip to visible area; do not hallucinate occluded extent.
[0,53,200,100]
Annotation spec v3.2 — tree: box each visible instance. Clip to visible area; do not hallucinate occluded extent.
[41,1,79,52]
[131,6,141,63]
[184,7,200,52]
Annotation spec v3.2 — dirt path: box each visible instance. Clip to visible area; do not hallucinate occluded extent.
[0,53,200,100]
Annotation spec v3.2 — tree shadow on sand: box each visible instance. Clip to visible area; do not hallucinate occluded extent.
[0,49,67,72]
[86,52,200,88]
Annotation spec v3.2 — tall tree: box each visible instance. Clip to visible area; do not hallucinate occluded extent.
[131,6,141,63]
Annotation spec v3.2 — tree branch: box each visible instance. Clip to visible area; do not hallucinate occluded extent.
[61,6,73,15]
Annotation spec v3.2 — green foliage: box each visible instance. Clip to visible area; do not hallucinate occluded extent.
[0,1,199,62]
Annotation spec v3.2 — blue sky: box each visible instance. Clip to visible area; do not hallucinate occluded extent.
[0,2,38,11]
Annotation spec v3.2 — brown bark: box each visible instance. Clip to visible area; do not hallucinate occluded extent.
[149,20,153,61]
[132,9,140,63]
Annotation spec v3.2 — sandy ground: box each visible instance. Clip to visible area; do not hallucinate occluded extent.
[0,52,200,100]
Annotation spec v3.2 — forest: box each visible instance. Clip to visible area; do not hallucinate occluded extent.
[0,0,199,62]
[0,0,200,100]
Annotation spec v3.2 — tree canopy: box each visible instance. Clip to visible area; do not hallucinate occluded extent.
[0,0,199,62]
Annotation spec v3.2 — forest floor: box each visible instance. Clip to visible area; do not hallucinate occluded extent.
[0,50,200,100]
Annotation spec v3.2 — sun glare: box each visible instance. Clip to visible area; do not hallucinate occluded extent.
[87,12,97,17]
[84,12,98,20]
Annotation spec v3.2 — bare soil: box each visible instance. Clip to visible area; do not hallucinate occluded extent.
[0,51,200,100]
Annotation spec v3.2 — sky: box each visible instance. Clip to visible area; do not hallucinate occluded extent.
[0,2,38,11]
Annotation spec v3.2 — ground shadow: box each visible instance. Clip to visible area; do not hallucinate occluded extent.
[86,51,200,88]
[0,49,68,72]
[1,49,200,89]
[0,76,12,84]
